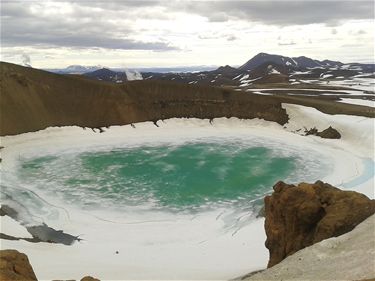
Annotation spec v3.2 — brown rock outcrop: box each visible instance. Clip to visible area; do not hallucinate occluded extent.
[305,126,341,139]
[81,276,100,281]
[0,249,37,280]
[317,126,341,139]
[264,181,375,268]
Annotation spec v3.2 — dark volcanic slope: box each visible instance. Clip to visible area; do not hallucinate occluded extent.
[0,62,288,136]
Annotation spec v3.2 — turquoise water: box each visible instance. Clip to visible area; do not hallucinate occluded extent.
[19,142,297,211]
[343,157,374,188]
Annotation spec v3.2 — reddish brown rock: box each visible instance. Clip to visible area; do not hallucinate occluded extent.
[0,249,37,280]
[264,181,375,268]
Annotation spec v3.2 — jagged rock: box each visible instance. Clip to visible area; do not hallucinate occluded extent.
[304,127,319,136]
[304,126,341,139]
[264,181,375,268]
[81,276,100,281]
[317,126,341,139]
[0,249,37,280]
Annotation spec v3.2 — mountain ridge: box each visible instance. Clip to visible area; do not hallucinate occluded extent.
[41,52,374,77]
[239,52,344,71]
[71,53,374,87]
[1,61,373,136]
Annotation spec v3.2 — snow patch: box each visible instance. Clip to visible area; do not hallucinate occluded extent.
[338,98,375,107]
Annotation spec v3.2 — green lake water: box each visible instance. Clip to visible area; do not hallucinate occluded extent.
[19,142,297,211]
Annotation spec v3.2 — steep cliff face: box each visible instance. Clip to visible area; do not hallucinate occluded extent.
[0,62,288,136]
[264,181,375,268]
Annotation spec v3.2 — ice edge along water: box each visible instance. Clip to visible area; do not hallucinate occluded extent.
[0,103,374,280]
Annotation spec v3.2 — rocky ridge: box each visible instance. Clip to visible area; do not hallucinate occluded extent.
[2,62,374,136]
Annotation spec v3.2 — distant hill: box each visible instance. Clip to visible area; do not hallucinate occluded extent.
[84,68,128,83]
[141,53,374,87]
[47,65,103,74]
[45,65,218,74]
[83,68,143,83]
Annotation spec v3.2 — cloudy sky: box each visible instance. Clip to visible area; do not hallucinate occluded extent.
[1,0,374,68]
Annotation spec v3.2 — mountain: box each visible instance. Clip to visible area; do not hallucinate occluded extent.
[142,53,374,88]
[141,65,245,87]
[84,68,128,83]
[41,53,374,89]
[212,65,239,75]
[239,52,343,71]
[46,65,103,74]
[142,61,291,87]
[83,68,143,83]
[133,66,218,73]
[46,65,218,75]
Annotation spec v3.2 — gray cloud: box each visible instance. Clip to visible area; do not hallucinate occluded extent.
[1,0,373,55]
[72,1,375,27]
[0,2,177,51]
[3,31,177,51]
[175,1,374,25]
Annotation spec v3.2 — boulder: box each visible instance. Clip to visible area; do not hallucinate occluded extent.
[0,249,37,280]
[264,181,375,268]
[304,126,341,139]
[317,126,341,139]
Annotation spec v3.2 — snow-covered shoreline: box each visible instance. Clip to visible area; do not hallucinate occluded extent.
[0,103,374,280]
